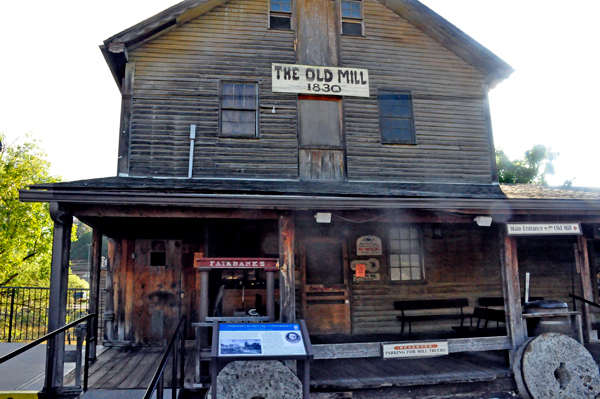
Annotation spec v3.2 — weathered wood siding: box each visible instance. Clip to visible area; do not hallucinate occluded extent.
[128,0,298,178]
[341,0,493,183]
[350,224,504,334]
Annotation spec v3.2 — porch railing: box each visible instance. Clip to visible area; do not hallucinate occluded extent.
[144,316,187,399]
[0,286,105,343]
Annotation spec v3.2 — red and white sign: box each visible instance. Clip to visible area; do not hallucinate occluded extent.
[356,236,382,256]
[382,342,448,359]
[194,256,278,270]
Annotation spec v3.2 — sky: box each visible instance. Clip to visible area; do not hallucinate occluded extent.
[0,0,599,186]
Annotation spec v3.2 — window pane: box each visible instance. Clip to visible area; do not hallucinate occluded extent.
[411,267,421,280]
[400,255,410,267]
[390,228,399,240]
[409,227,419,238]
[222,110,256,136]
[342,21,362,35]
[400,240,410,253]
[401,268,411,281]
[399,227,410,240]
[390,254,400,267]
[223,84,255,109]
[379,94,411,117]
[271,0,291,12]
[342,1,361,18]
[410,239,420,253]
[391,268,401,281]
[410,254,420,266]
[390,240,400,252]
[270,15,291,30]
[381,118,414,143]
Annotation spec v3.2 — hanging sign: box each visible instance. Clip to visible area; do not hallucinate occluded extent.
[506,222,582,236]
[356,236,383,256]
[272,63,369,97]
[382,342,449,359]
[194,257,279,270]
[219,323,306,356]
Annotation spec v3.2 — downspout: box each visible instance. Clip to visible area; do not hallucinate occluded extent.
[188,125,196,178]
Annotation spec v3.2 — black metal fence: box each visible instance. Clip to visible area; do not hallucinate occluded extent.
[0,286,105,343]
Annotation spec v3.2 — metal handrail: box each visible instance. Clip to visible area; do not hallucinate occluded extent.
[0,313,97,391]
[144,316,187,399]
[570,294,600,309]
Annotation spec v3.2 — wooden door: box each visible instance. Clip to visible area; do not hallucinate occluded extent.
[301,238,350,334]
[133,239,182,345]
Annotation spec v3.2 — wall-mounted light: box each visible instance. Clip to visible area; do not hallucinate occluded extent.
[315,212,332,223]
[432,224,443,239]
[474,216,493,227]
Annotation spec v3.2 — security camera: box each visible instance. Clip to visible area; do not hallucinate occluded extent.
[474,216,493,227]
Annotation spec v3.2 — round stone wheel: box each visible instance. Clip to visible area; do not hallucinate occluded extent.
[513,333,600,399]
[206,360,303,399]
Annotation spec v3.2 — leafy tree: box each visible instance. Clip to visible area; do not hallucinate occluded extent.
[496,144,558,185]
[0,133,62,286]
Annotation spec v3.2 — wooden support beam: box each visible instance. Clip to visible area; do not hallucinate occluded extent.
[266,270,275,322]
[500,227,525,355]
[44,203,73,394]
[577,235,595,341]
[88,228,103,360]
[104,239,117,342]
[279,213,295,323]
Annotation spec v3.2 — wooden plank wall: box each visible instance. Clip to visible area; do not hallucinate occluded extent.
[341,0,493,183]
[350,224,504,334]
[128,0,298,178]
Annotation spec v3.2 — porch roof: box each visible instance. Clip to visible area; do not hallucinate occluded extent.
[19,177,600,213]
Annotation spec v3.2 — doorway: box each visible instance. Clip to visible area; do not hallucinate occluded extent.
[301,237,351,334]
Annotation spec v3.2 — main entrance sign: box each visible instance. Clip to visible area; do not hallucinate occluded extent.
[506,222,582,236]
[272,63,370,97]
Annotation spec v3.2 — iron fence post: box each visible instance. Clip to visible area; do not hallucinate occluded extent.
[8,288,16,343]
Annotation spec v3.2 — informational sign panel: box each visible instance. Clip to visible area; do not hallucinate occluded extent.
[382,342,448,359]
[194,256,278,269]
[506,223,582,236]
[218,323,306,356]
[356,236,383,256]
[272,63,369,97]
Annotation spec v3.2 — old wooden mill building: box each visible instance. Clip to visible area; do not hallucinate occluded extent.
[19,0,600,396]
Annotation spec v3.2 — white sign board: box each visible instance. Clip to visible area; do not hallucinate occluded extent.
[506,223,582,236]
[219,323,306,357]
[272,63,369,97]
[356,236,383,256]
[382,342,448,359]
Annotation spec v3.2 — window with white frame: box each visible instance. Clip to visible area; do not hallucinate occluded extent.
[270,0,292,30]
[220,82,258,138]
[341,0,362,35]
[389,226,424,281]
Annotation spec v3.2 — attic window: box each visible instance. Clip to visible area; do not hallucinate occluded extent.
[270,0,292,30]
[220,83,258,138]
[341,0,363,36]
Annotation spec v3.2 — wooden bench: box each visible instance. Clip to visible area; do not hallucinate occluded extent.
[453,307,506,337]
[394,298,469,335]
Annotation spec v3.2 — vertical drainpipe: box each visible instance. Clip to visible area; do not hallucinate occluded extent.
[188,125,196,179]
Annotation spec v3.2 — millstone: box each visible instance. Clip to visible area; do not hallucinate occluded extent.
[206,360,302,399]
[514,332,600,399]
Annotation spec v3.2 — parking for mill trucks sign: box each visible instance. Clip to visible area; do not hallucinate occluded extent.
[272,63,369,97]
[382,342,449,359]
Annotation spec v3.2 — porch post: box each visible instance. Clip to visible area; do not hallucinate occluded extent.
[88,228,102,360]
[104,239,117,342]
[577,235,595,341]
[500,226,525,356]
[45,202,73,394]
[279,213,296,323]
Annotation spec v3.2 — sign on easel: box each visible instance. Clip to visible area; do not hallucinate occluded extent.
[218,323,307,356]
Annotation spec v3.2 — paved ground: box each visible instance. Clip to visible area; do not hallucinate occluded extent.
[0,343,77,391]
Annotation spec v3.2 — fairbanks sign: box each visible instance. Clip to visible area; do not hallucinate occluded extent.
[506,222,582,236]
[272,63,369,97]
[194,256,279,270]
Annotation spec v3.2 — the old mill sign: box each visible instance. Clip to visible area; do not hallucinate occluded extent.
[272,63,369,97]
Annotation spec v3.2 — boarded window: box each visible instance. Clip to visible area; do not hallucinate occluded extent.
[220,83,258,138]
[389,226,424,281]
[379,92,416,144]
[341,0,362,35]
[270,0,292,30]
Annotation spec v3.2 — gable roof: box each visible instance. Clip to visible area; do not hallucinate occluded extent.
[101,0,513,91]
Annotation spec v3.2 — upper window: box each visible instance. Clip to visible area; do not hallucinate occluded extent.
[379,91,416,144]
[220,83,258,138]
[270,0,292,30]
[389,226,424,281]
[341,0,362,35]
